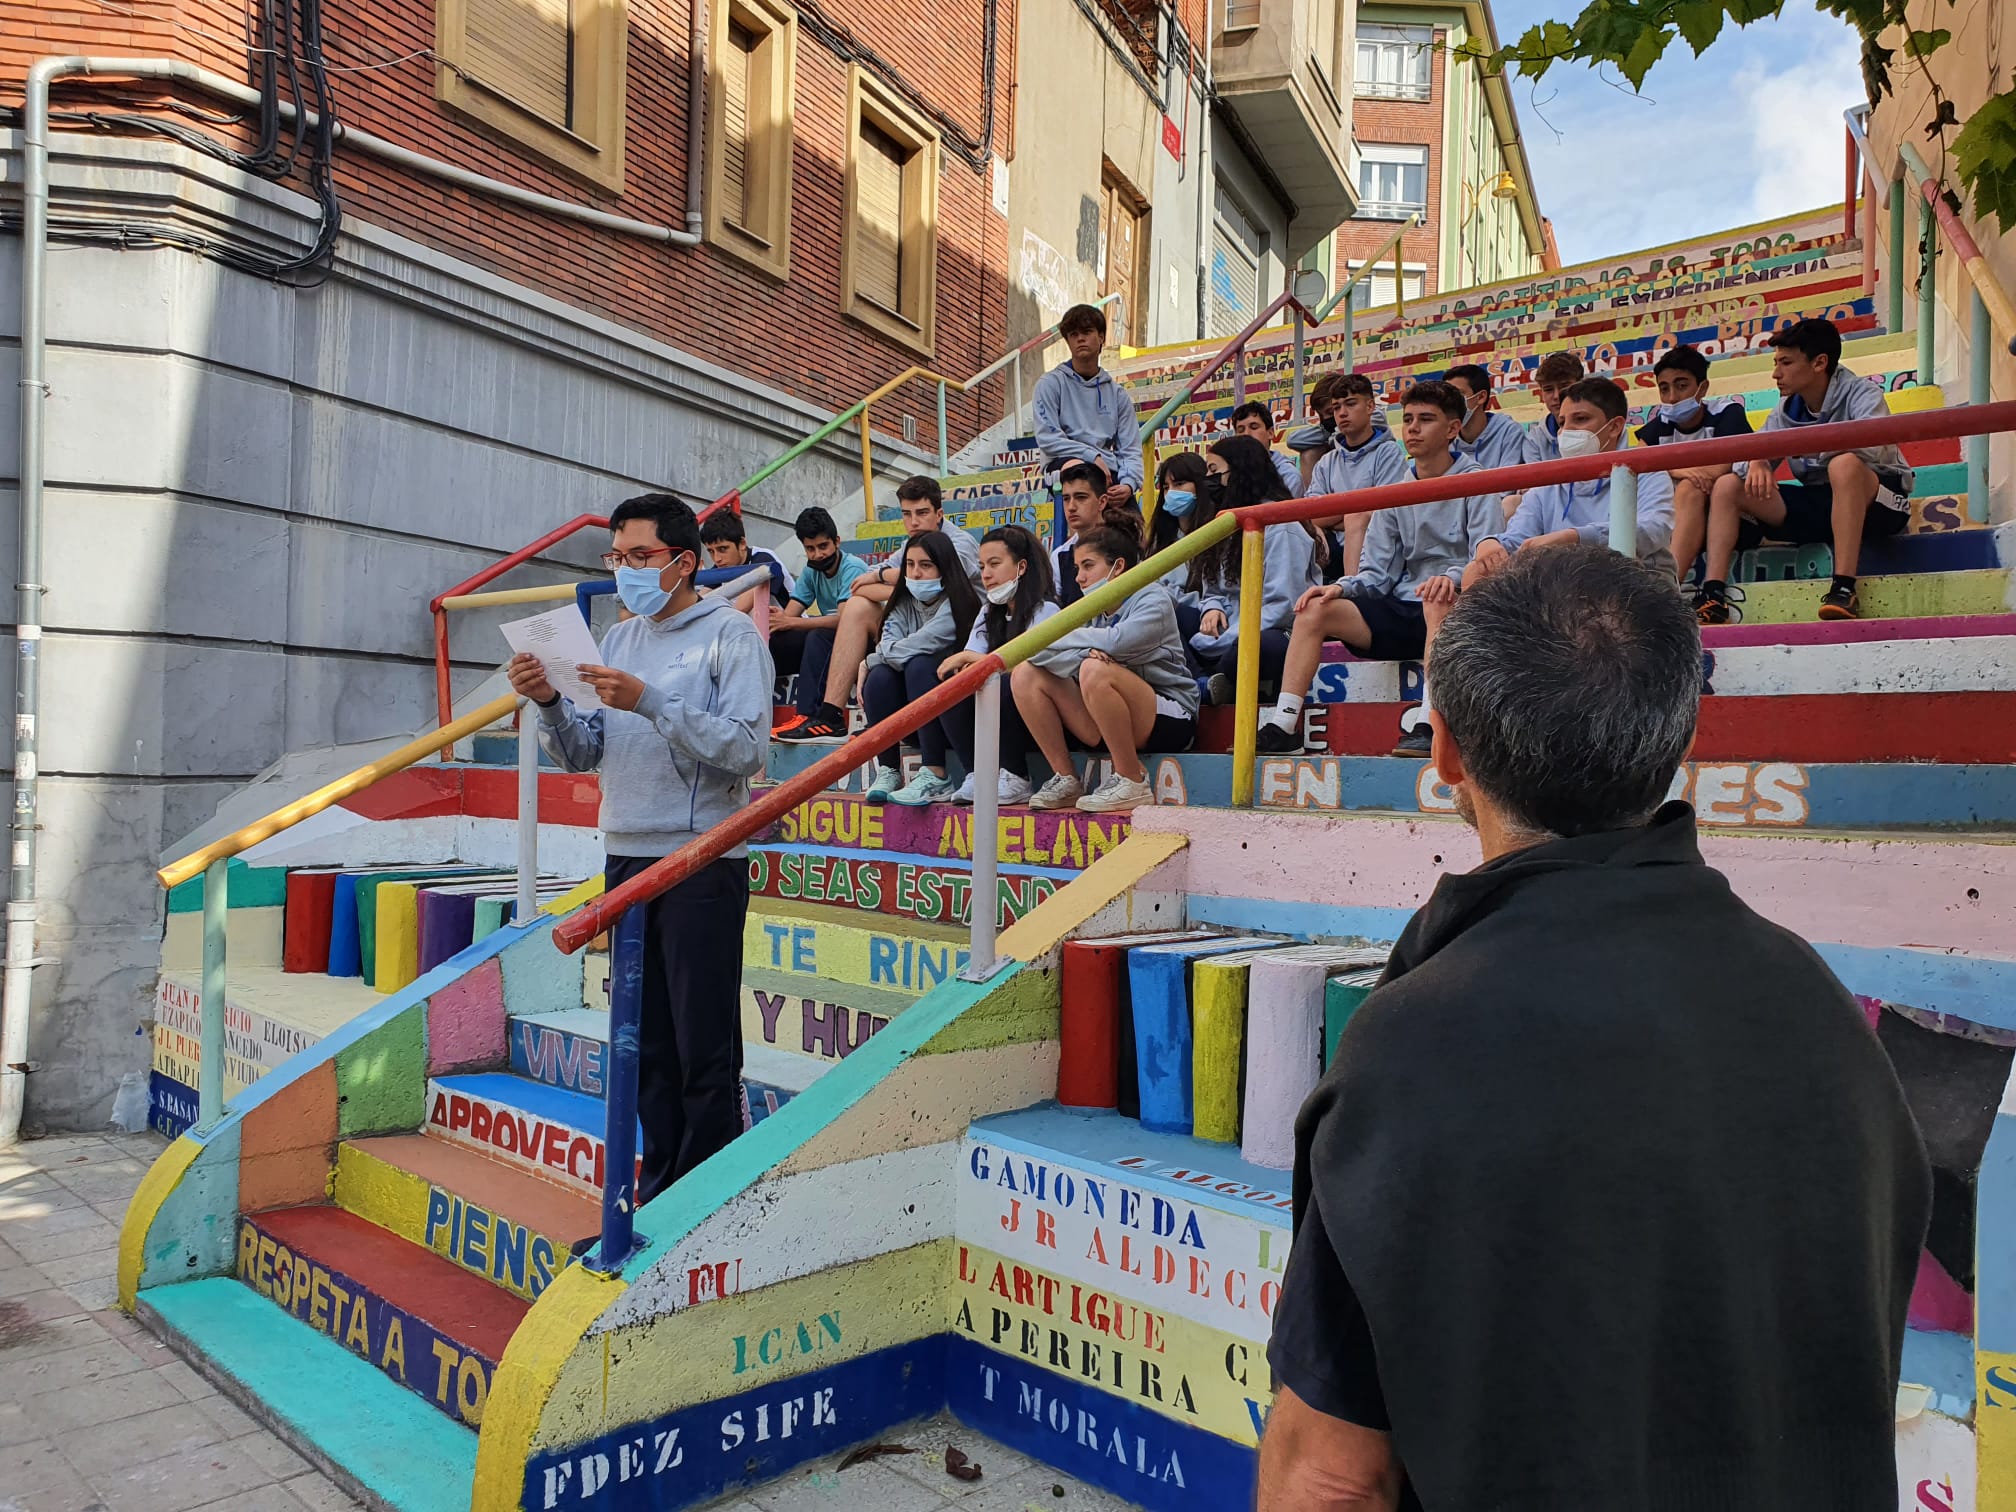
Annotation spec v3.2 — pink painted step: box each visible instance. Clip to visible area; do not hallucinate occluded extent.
[1701,614,2016,649]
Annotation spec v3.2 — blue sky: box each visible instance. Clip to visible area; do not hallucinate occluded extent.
[1487,0,1866,265]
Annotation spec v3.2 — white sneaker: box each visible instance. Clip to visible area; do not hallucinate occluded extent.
[1076,773,1154,813]
[997,770,1033,805]
[1028,774,1084,811]
[950,772,978,805]
[888,770,955,807]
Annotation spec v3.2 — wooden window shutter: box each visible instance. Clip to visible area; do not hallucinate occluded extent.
[467,0,573,128]
[856,123,905,312]
[722,22,756,227]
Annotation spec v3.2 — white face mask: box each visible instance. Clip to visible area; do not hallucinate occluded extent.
[986,576,1021,606]
[1556,426,1607,460]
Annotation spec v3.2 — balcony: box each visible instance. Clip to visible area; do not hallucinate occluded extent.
[1356,198,1425,221]
[1214,0,1358,258]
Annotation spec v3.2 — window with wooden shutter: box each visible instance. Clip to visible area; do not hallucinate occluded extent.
[722,22,755,227]
[705,0,795,276]
[436,0,626,190]
[842,66,938,354]
[856,125,905,312]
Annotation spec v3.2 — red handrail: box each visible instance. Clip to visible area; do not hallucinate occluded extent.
[430,495,739,730]
[549,396,2016,953]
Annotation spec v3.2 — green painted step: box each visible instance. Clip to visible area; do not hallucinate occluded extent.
[1739,569,2011,625]
[138,1278,475,1512]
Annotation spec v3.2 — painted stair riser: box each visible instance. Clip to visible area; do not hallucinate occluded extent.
[1307,637,2016,706]
[760,794,1134,868]
[425,1076,635,1197]
[332,1141,577,1304]
[750,847,1072,929]
[233,1215,501,1429]
[1242,692,2016,765]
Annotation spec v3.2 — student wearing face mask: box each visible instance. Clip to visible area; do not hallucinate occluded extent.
[1446,363,1542,520]
[1146,450,1210,558]
[506,493,773,1203]
[1635,345,1754,595]
[1183,435,1310,705]
[905,526,1060,807]
[1466,378,1676,580]
[1013,510,1197,813]
[860,531,984,805]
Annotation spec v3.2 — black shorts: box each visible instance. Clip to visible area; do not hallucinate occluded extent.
[1761,473,1912,547]
[1144,710,1195,753]
[1350,594,1428,662]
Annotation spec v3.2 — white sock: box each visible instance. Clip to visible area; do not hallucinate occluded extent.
[1265,693,1305,730]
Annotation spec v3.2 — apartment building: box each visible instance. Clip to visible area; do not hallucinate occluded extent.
[1329,0,1549,309]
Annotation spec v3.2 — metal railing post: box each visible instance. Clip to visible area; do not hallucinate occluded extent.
[1012,351,1026,435]
[754,589,772,641]
[962,673,1003,981]
[1342,300,1356,375]
[1291,308,1306,422]
[514,703,539,927]
[1970,289,1991,524]
[594,905,646,1272]
[936,381,950,477]
[196,857,228,1130]
[1888,179,1906,334]
[1230,526,1265,808]
[1607,464,1637,559]
[860,410,877,526]
[1918,197,1938,385]
[1234,347,1247,405]
[1843,124,1858,241]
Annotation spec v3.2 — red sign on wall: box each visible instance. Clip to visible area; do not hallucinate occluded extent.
[1161,115,1182,160]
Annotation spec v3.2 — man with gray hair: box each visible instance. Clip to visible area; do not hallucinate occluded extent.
[1257,544,1929,1512]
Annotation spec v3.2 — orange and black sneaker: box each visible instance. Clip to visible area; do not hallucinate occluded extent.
[1695,581,1741,627]
[778,705,848,744]
[1818,580,1860,621]
[771,709,808,736]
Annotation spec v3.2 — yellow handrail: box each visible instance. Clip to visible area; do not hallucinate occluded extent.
[157,693,520,889]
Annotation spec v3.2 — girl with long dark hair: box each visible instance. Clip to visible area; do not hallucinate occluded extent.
[888,525,1059,807]
[1181,434,1317,702]
[862,531,982,803]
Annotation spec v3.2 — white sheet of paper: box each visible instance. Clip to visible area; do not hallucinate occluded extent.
[500,606,604,710]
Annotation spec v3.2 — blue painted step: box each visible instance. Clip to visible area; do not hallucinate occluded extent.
[139,1277,476,1512]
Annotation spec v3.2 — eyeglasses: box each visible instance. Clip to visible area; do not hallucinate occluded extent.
[602,547,679,571]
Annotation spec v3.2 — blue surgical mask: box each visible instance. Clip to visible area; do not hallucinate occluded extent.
[909,578,944,602]
[1162,489,1198,518]
[1659,398,1704,426]
[615,563,679,617]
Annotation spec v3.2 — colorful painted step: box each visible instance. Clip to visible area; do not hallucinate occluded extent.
[334,1133,598,1301]
[1058,931,1220,1114]
[757,787,1136,869]
[138,1277,476,1512]
[745,899,973,996]
[233,1204,527,1428]
[749,843,1075,930]
[425,1071,638,1197]
[1128,936,1279,1136]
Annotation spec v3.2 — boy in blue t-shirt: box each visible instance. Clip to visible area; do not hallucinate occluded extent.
[769,507,867,733]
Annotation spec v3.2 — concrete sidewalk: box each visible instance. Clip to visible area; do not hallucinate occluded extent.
[2,1131,1138,1512]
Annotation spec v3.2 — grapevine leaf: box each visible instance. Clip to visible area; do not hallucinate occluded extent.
[1619,23,1671,88]
[1674,0,1725,55]
[1905,27,1951,55]
[1926,98,1961,137]
[1953,90,2016,235]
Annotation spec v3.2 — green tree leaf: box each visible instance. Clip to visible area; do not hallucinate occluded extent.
[1674,0,1726,55]
[1905,27,1952,56]
[1954,89,2016,234]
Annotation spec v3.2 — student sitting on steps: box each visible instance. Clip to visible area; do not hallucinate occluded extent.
[1254,380,1498,757]
[897,525,1059,808]
[778,476,980,744]
[1146,450,1209,557]
[768,507,867,735]
[1445,362,1541,520]
[860,530,984,805]
[1525,350,1587,462]
[1287,372,1351,493]
[1052,460,1114,609]
[1013,511,1199,814]
[1183,435,1314,706]
[1638,344,1753,595]
[1033,303,1142,505]
[1470,377,1677,578]
[1699,317,1913,624]
[1305,373,1408,579]
[1230,400,1306,497]
[699,509,788,613]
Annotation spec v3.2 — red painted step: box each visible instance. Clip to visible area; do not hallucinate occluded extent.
[1199,691,2016,765]
[283,870,338,974]
[242,1205,527,1370]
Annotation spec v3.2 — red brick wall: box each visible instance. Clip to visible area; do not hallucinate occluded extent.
[3,0,1014,454]
[1332,25,1443,296]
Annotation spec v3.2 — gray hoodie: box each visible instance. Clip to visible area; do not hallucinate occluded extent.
[1334,454,1499,601]
[1735,366,1914,489]
[1037,579,1199,716]
[864,594,959,672]
[537,594,773,858]
[1184,523,1315,651]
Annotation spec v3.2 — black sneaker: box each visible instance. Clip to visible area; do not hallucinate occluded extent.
[778,706,848,743]
[1391,726,1432,758]
[1205,673,1234,706]
[1695,581,1744,627]
[1254,722,1305,754]
[1818,581,1860,621]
